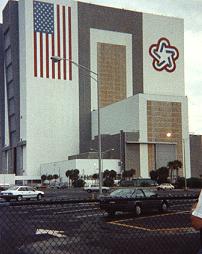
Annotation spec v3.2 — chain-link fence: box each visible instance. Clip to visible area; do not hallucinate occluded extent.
[0,195,200,254]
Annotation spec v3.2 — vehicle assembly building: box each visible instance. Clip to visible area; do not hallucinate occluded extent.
[0,0,190,182]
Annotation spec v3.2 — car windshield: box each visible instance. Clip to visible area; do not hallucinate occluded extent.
[7,186,19,190]
[110,189,134,198]
[143,189,157,197]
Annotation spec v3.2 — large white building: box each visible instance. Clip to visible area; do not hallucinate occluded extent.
[0,0,190,182]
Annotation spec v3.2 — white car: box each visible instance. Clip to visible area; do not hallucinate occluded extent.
[83,184,110,193]
[1,186,44,201]
[157,183,174,190]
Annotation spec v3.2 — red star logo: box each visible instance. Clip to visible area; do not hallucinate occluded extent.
[149,38,179,73]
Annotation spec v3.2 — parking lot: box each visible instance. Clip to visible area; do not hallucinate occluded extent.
[0,190,200,254]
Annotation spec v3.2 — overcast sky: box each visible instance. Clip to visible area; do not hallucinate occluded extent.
[0,0,202,134]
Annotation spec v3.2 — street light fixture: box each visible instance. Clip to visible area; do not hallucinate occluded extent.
[166,132,172,138]
[51,56,103,195]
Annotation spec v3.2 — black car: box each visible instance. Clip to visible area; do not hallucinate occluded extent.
[118,180,134,187]
[100,188,168,216]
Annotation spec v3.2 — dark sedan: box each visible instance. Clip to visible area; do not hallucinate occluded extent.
[100,188,169,216]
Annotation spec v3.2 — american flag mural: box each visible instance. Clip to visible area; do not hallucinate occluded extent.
[33,0,72,80]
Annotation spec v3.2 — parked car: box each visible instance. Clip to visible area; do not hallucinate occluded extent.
[100,188,169,216]
[34,183,48,189]
[83,184,110,193]
[157,183,174,190]
[0,184,10,191]
[118,180,134,187]
[1,186,44,201]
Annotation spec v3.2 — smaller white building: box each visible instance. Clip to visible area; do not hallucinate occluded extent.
[40,159,120,182]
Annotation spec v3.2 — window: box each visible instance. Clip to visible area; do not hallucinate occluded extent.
[8,98,15,115]
[6,64,13,83]
[143,190,156,198]
[134,190,144,198]
[4,29,10,50]
[18,187,27,191]
[5,47,12,67]
[7,81,14,99]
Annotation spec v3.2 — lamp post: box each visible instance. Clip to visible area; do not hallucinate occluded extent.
[51,56,103,195]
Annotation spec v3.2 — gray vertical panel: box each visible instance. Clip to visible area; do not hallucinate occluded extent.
[8,149,12,173]
[78,3,143,153]
[17,146,23,174]
[0,25,5,172]
[2,151,7,173]
[190,135,202,178]
[2,1,20,174]
[125,143,140,175]
[156,144,176,169]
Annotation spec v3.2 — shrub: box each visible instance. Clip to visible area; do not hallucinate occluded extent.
[72,179,85,188]
[187,177,202,188]
[175,177,185,189]
[103,178,114,187]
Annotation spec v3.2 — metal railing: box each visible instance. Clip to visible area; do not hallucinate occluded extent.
[0,195,200,254]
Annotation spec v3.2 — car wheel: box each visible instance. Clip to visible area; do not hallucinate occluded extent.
[37,194,43,200]
[16,195,23,201]
[160,202,168,212]
[135,205,142,216]
[87,189,92,193]
[102,189,107,193]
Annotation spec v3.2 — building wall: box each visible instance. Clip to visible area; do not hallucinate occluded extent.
[78,2,143,152]
[0,1,189,181]
[147,101,182,174]
[97,43,126,107]
[125,143,140,176]
[0,25,5,172]
[0,174,15,185]
[90,29,133,111]
[40,159,120,181]
[143,13,184,96]
[190,135,202,178]
[2,1,21,174]
[92,94,140,138]
[94,93,190,178]
[18,0,80,177]
[139,94,190,178]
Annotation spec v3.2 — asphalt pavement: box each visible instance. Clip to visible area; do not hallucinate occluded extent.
[0,196,200,254]
[0,187,201,254]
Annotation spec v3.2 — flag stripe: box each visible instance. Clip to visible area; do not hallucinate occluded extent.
[54,4,58,79]
[34,32,37,77]
[60,6,64,79]
[43,34,46,78]
[57,5,61,79]
[52,34,55,79]
[48,35,52,79]
[40,33,43,77]
[37,33,40,77]
[63,6,66,80]
[68,6,72,80]
[46,34,49,78]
